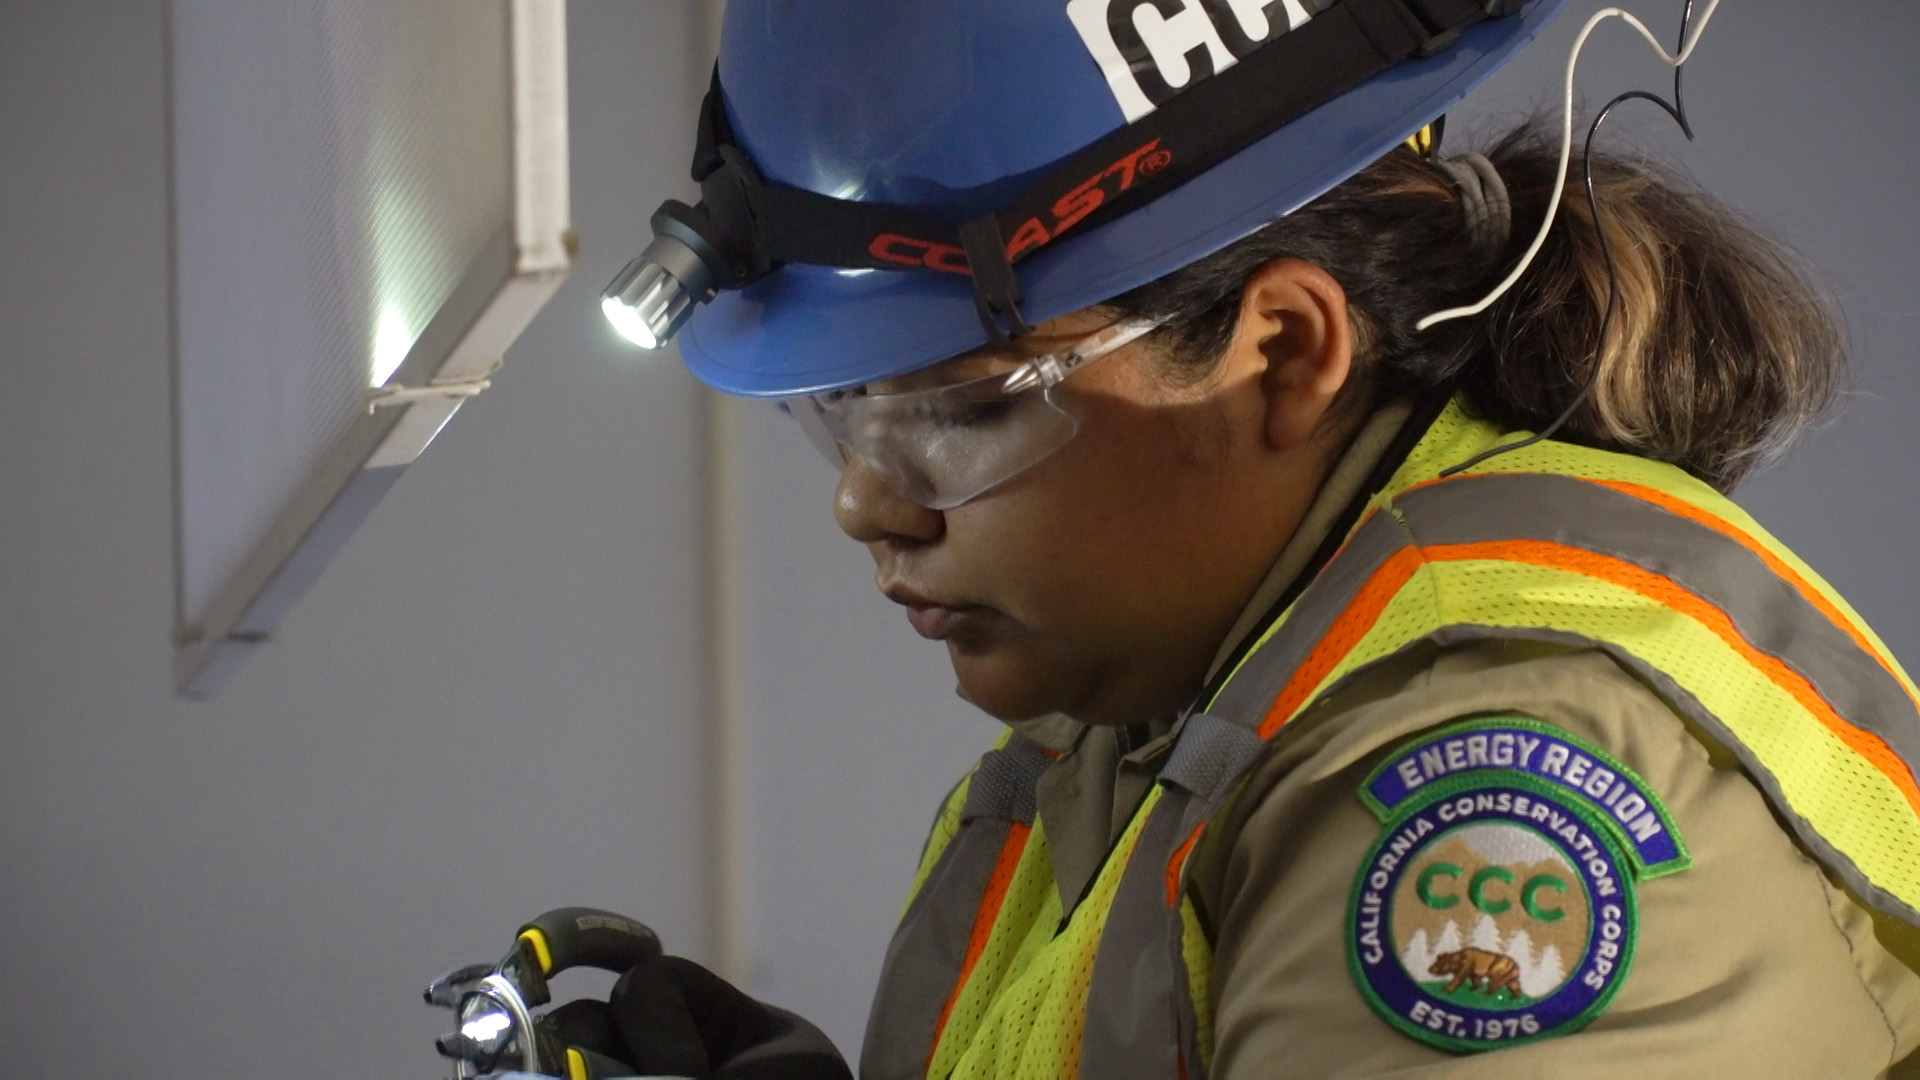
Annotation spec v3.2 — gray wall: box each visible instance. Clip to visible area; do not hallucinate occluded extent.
[2,2,1916,1078]
[0,3,721,1077]
[724,400,995,1051]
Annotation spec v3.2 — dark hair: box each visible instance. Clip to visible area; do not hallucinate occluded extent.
[1100,120,1845,491]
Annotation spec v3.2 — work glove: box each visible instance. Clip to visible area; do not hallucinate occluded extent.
[542,953,851,1080]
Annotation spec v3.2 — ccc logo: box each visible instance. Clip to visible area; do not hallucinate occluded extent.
[1066,0,1316,121]
[1416,863,1570,923]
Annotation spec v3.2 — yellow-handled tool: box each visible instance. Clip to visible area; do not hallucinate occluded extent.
[425,907,664,1079]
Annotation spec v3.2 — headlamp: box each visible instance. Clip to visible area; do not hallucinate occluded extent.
[600,201,728,350]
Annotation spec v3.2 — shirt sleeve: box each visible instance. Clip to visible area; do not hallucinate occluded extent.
[1194,641,1920,1078]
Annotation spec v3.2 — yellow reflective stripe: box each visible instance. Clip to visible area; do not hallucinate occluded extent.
[906,730,1019,912]
[929,822,1037,1058]
[1383,401,1920,709]
[944,789,1161,1080]
[1381,398,1517,494]
[1304,556,1920,909]
[1579,477,1919,708]
[1409,469,1920,719]
[906,771,976,913]
[1255,545,1428,739]
[1466,445,1906,682]
[1178,897,1216,1076]
[934,816,1066,1078]
[1434,558,1920,904]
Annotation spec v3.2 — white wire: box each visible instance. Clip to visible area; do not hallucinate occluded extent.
[1415,0,1724,332]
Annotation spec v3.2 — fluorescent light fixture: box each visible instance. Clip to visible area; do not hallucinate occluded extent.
[171,0,575,699]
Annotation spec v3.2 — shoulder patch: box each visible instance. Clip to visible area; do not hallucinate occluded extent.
[1346,716,1687,1054]
[1361,716,1689,877]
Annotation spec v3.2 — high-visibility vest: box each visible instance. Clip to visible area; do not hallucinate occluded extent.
[860,400,1920,1079]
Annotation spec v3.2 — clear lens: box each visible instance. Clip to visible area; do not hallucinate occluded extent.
[785,398,850,468]
[786,318,1162,509]
[832,377,1079,509]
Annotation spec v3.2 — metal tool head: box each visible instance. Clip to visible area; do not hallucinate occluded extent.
[424,945,548,1079]
[425,909,664,1079]
[423,963,498,1008]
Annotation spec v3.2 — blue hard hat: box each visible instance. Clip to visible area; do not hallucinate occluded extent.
[678,0,1572,397]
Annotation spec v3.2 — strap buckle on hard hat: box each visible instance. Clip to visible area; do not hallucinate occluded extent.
[697,146,774,289]
[958,216,1034,345]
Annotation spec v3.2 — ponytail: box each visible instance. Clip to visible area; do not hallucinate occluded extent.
[1104,119,1844,491]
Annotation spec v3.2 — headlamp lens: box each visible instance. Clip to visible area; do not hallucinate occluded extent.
[601,251,696,349]
[600,293,662,349]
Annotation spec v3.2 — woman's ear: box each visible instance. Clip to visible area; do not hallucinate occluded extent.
[1227,257,1354,452]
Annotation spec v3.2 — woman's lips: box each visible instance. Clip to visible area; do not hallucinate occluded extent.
[883,581,985,641]
[904,602,976,640]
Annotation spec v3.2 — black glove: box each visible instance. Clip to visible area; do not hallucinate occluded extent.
[543,954,851,1080]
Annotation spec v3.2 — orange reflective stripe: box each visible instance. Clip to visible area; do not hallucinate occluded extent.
[1164,824,1205,909]
[1424,539,1920,821]
[1256,546,1424,739]
[1587,478,1919,706]
[928,821,1031,1064]
[1401,471,1920,717]
[1255,532,1920,820]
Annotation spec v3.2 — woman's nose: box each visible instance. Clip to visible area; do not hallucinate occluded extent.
[834,455,945,545]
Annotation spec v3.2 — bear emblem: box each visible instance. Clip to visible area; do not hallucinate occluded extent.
[1428,947,1524,998]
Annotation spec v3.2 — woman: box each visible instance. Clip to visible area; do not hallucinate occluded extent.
[568,0,1920,1075]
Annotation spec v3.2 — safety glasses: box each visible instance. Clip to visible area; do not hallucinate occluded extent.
[786,318,1164,510]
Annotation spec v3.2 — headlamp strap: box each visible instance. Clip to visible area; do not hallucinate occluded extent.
[976,0,1496,265]
[692,70,963,277]
[681,0,1504,338]
[691,68,728,183]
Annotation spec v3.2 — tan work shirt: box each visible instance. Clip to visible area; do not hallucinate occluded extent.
[1007,404,1920,1077]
